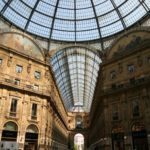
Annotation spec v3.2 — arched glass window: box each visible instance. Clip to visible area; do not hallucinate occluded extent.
[51,47,102,112]
[2,122,18,141]
[76,116,83,129]
[74,133,84,150]
[26,124,38,133]
[0,0,149,42]
[3,121,18,131]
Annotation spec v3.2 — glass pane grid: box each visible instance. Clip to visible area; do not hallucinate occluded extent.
[51,47,101,112]
[1,0,149,41]
[0,0,5,11]
[10,0,31,18]
[3,7,27,28]
[36,1,55,16]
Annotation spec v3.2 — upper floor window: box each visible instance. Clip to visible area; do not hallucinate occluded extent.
[112,105,119,121]
[132,100,140,117]
[34,84,39,91]
[0,58,3,65]
[31,103,37,120]
[34,71,41,79]
[110,71,116,79]
[10,98,17,116]
[147,57,150,64]
[16,65,23,73]
[128,64,135,73]
[76,116,83,129]
[14,79,20,85]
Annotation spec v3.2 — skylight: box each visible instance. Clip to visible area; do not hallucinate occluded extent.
[0,0,149,42]
[51,47,101,112]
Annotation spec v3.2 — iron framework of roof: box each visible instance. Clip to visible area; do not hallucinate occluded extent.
[51,47,101,112]
[0,0,150,45]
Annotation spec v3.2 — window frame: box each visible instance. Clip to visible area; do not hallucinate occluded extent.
[10,98,18,117]
[31,103,37,120]
[33,84,39,91]
[34,71,41,79]
[16,65,23,73]
[128,64,135,73]
[110,70,116,79]
[112,104,119,121]
[147,56,150,64]
[14,78,20,85]
[132,99,140,117]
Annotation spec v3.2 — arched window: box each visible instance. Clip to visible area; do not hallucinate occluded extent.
[26,124,38,133]
[76,116,83,129]
[132,123,148,150]
[1,122,18,141]
[3,122,18,131]
[74,133,84,150]
[24,124,39,150]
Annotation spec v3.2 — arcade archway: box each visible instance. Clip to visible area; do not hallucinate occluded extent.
[74,133,84,150]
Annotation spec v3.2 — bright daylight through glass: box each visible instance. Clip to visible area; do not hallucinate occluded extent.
[0,0,149,42]
[51,47,101,112]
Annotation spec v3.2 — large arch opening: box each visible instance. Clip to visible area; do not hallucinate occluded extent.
[51,46,102,113]
[74,133,84,150]
[132,123,149,150]
[24,124,39,150]
[1,121,18,142]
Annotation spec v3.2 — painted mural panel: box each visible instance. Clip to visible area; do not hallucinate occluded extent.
[108,31,150,59]
[0,33,44,61]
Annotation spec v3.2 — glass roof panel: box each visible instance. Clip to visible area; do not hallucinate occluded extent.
[76,8,95,19]
[10,0,31,18]
[54,19,75,31]
[0,0,149,42]
[27,21,50,38]
[51,47,101,112]
[59,0,74,9]
[145,0,150,8]
[36,1,55,16]
[31,12,52,27]
[56,8,74,20]
[94,0,114,16]
[22,0,37,8]
[3,7,27,28]
[113,0,126,7]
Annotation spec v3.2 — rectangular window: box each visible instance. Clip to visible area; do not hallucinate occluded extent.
[10,98,17,116]
[128,64,135,73]
[132,100,140,117]
[31,103,37,120]
[112,105,119,121]
[16,65,23,73]
[34,71,41,79]
[148,57,150,64]
[34,84,39,91]
[110,71,116,79]
[14,79,20,85]
[0,58,3,65]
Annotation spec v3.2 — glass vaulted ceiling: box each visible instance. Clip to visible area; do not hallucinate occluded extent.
[51,47,101,112]
[0,0,150,42]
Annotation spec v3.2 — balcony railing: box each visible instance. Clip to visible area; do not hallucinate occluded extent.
[103,76,150,94]
[5,112,19,120]
[0,72,51,96]
[31,115,37,120]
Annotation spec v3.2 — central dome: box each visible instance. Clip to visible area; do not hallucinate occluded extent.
[0,0,149,42]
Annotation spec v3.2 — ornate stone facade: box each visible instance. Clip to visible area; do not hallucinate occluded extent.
[0,32,69,150]
[0,25,150,150]
[89,30,150,150]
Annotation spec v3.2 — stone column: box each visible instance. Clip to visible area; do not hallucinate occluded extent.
[18,94,29,149]
[0,96,7,141]
[39,99,47,150]
[142,88,150,149]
